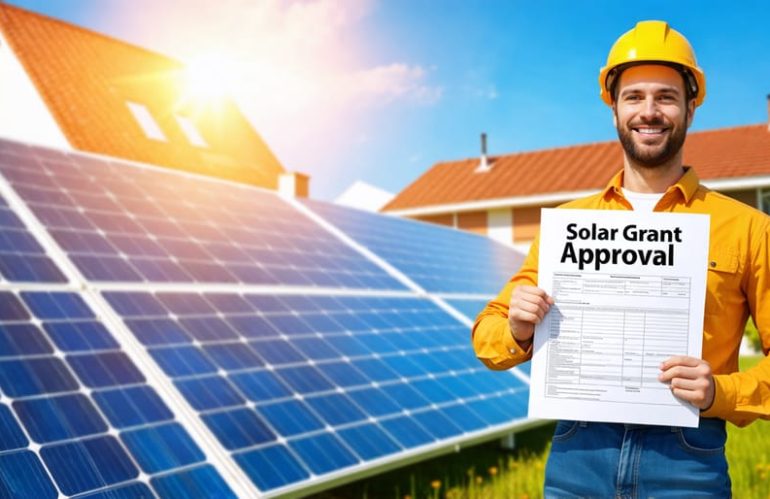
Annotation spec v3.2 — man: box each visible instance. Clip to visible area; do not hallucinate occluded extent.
[473,20,769,497]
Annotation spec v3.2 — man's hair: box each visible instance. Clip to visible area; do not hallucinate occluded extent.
[608,61,698,104]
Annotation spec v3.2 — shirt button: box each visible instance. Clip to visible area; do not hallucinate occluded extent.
[710,261,717,268]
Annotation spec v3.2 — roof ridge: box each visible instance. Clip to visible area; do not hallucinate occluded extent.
[438,122,766,166]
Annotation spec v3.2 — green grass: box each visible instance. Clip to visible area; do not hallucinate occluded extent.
[320,356,770,498]
[727,356,770,497]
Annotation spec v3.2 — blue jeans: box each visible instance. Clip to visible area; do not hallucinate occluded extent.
[544,418,730,498]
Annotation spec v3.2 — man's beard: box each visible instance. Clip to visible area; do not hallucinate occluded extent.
[616,115,687,168]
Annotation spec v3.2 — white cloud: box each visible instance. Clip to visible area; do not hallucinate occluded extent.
[109,0,439,116]
[349,63,443,106]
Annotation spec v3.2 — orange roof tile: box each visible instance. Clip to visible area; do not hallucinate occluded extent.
[384,124,770,211]
[0,3,284,189]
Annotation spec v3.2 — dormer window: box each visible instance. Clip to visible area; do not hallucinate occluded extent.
[175,115,208,147]
[126,101,166,141]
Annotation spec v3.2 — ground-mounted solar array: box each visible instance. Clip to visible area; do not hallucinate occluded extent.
[0,137,530,497]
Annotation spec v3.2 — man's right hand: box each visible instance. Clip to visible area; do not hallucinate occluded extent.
[508,285,554,348]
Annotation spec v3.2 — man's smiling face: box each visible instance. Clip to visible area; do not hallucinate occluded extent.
[613,64,695,169]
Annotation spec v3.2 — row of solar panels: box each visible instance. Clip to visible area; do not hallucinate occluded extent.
[0,138,517,294]
[0,137,528,498]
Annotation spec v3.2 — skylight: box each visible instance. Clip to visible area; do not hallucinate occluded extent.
[175,115,208,147]
[126,101,167,141]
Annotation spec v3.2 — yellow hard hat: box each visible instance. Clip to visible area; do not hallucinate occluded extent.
[598,20,706,107]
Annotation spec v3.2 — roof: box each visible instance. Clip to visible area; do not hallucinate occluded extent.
[383,124,770,212]
[0,3,284,189]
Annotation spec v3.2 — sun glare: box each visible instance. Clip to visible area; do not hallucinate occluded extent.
[182,53,238,102]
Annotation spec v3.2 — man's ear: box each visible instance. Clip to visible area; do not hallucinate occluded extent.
[612,103,618,128]
[686,99,696,128]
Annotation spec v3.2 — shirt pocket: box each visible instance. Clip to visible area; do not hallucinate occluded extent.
[704,247,741,318]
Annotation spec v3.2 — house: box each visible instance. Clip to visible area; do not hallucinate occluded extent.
[0,3,305,194]
[383,109,770,251]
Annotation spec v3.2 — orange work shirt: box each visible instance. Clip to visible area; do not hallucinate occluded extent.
[472,167,770,427]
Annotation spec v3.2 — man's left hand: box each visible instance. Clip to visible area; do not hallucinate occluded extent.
[658,356,715,410]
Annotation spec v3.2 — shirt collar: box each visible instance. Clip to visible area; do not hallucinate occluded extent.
[601,167,700,204]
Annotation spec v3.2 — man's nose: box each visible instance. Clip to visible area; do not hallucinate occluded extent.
[639,96,660,121]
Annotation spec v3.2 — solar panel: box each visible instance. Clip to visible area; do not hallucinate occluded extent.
[0,290,234,498]
[103,291,529,495]
[0,137,531,497]
[302,199,524,294]
[0,138,403,290]
[445,298,490,321]
[0,188,66,283]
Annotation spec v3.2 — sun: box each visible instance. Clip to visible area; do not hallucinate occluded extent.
[181,52,238,102]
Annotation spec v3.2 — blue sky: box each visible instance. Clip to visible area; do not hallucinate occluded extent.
[9,1,770,200]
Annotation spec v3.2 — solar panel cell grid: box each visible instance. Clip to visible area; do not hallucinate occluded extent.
[0,146,405,290]
[0,290,234,497]
[0,177,66,283]
[43,320,119,351]
[93,386,174,428]
[0,192,66,283]
[121,423,205,473]
[338,423,401,460]
[234,445,309,491]
[13,394,107,443]
[255,399,324,437]
[40,436,139,495]
[202,408,276,450]
[150,465,237,499]
[289,432,359,474]
[303,198,523,294]
[100,290,529,494]
[175,375,246,411]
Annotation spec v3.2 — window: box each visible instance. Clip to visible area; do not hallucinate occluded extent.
[126,101,167,141]
[175,115,208,148]
[761,188,770,216]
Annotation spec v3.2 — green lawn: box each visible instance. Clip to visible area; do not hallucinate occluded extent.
[320,356,770,498]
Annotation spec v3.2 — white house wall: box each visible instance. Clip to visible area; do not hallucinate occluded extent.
[0,30,70,149]
[487,207,513,246]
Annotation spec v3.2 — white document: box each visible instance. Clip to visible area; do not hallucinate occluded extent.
[528,209,710,427]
